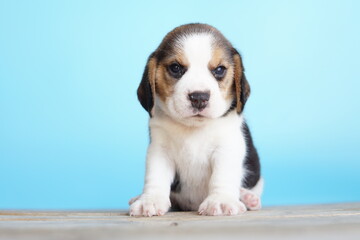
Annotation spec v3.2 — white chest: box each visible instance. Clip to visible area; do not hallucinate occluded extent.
[167,130,214,209]
[150,112,245,210]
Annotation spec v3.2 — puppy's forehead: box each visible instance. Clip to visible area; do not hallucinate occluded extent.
[181,34,213,67]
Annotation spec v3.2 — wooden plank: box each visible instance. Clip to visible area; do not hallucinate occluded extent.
[0,203,359,240]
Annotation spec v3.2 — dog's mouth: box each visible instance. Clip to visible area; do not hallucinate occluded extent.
[191,108,207,117]
[180,106,211,120]
[184,113,206,119]
[189,113,210,119]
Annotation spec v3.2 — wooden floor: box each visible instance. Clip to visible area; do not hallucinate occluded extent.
[1,203,360,240]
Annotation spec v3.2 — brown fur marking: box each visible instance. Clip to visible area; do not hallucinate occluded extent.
[209,46,235,102]
[233,54,243,113]
[155,64,175,102]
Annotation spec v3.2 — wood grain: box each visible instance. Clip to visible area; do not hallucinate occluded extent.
[0,203,359,240]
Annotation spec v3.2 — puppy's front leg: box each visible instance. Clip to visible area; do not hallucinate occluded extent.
[129,144,174,217]
[199,146,247,216]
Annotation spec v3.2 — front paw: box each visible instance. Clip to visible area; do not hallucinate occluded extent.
[199,194,246,216]
[129,194,171,217]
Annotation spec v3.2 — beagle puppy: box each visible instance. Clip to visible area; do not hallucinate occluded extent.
[129,23,263,216]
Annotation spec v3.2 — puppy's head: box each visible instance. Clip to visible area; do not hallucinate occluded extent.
[137,23,250,125]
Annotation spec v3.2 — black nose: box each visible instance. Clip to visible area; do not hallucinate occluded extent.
[188,91,210,111]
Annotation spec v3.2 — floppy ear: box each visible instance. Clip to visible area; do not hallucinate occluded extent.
[233,49,250,113]
[137,53,157,116]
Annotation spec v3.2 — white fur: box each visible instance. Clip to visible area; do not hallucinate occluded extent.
[129,33,262,217]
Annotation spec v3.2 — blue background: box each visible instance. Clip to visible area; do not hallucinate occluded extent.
[1,0,359,210]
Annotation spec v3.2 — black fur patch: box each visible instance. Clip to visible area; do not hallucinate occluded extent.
[242,122,261,189]
[171,172,181,193]
[137,53,155,117]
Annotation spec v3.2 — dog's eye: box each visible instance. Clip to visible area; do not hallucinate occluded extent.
[212,66,227,80]
[168,63,185,79]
